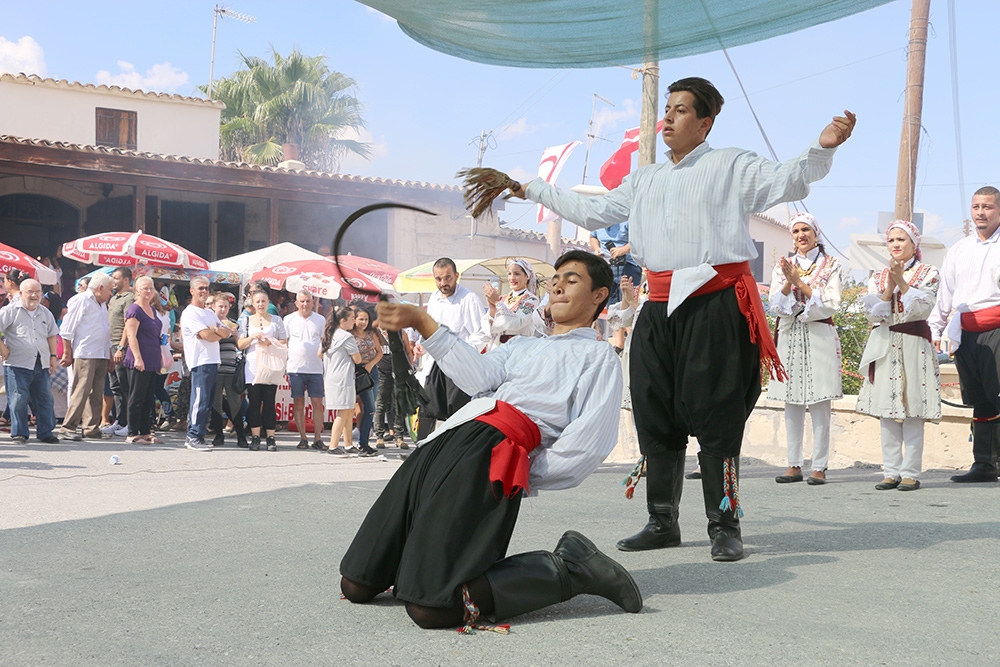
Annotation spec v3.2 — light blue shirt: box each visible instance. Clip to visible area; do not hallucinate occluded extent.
[527,139,837,273]
[422,324,622,492]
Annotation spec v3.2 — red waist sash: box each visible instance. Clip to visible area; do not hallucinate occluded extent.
[474,400,541,498]
[647,261,787,381]
[867,320,933,383]
[961,304,1000,333]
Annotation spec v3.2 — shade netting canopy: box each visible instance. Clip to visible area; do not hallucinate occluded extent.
[357,0,892,68]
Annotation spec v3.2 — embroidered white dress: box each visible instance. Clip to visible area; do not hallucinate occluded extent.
[856,263,941,421]
[768,251,843,405]
[472,288,540,351]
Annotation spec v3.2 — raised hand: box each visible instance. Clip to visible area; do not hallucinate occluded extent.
[819,110,857,148]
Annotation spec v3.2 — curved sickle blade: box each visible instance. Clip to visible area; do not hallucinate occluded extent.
[331,202,436,420]
[330,202,437,299]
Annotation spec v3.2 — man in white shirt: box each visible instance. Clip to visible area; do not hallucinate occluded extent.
[413,257,485,440]
[180,276,232,451]
[929,186,1000,482]
[0,279,60,444]
[505,77,856,562]
[341,250,640,631]
[58,272,113,440]
[283,289,327,449]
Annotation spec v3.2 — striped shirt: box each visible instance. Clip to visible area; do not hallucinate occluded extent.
[526,139,837,305]
[422,324,622,492]
[928,225,1000,344]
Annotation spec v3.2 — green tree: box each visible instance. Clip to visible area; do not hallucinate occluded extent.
[207,48,371,171]
[833,276,871,395]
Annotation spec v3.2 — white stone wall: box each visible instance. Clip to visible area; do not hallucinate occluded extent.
[0,76,221,159]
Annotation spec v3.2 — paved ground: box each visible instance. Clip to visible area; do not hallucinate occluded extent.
[2,431,998,666]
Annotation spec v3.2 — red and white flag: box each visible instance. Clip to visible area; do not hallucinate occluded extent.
[536,141,581,225]
[599,121,663,190]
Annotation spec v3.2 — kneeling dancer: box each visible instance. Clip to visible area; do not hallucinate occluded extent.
[340,251,642,630]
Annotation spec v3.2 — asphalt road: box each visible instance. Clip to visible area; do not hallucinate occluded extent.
[2,435,998,666]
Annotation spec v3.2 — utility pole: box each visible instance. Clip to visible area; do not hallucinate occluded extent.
[581,94,614,185]
[894,0,930,222]
[469,130,496,237]
[637,0,659,168]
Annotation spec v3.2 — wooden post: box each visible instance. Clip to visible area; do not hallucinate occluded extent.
[268,197,279,245]
[637,0,659,168]
[133,183,146,232]
[894,0,931,222]
[547,217,561,262]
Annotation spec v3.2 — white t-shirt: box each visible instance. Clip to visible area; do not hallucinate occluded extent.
[283,311,325,375]
[180,305,223,369]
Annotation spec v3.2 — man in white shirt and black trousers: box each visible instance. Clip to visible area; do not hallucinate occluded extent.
[412,257,485,441]
[929,186,1000,483]
[340,250,641,632]
[506,76,856,562]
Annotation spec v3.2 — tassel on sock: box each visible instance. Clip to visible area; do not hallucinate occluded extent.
[718,456,744,518]
[458,584,510,635]
[621,455,646,499]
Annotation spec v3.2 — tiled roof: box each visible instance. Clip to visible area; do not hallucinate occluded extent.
[498,224,588,248]
[0,72,225,108]
[0,134,462,192]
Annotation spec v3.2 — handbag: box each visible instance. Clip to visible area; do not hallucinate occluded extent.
[160,345,174,373]
[253,338,288,385]
[232,353,247,393]
[355,364,374,393]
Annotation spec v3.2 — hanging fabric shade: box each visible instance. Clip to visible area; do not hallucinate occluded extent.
[357,0,893,68]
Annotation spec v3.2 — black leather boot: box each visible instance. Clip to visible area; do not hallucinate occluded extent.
[616,449,685,551]
[699,452,744,562]
[952,420,999,483]
[486,531,642,622]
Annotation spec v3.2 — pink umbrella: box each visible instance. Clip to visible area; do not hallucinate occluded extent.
[0,242,59,284]
[249,257,396,303]
[62,231,210,270]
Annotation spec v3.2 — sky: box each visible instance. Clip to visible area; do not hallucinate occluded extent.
[2,0,998,260]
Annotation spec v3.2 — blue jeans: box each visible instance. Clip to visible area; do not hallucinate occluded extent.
[187,364,219,441]
[358,367,377,447]
[7,358,56,440]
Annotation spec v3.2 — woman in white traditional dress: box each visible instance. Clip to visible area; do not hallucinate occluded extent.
[855,220,941,491]
[769,212,843,485]
[475,258,540,350]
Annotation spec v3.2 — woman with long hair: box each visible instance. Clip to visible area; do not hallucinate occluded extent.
[768,212,843,485]
[322,306,362,457]
[351,305,383,456]
[237,290,288,451]
[122,277,163,444]
[856,221,941,491]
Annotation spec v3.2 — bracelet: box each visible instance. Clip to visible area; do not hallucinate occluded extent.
[50,354,57,357]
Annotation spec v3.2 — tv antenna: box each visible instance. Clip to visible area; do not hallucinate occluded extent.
[208,5,256,99]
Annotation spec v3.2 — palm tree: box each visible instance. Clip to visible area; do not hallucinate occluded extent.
[207,48,372,171]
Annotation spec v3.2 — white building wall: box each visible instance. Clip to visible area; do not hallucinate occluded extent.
[0,75,222,159]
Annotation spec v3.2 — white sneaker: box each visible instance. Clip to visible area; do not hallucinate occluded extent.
[100,421,120,435]
[113,425,128,437]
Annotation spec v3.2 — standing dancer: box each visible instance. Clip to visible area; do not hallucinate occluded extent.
[769,213,843,485]
[929,186,1000,483]
[483,77,856,561]
[341,251,640,631]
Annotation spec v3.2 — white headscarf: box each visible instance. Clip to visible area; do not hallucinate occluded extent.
[506,258,537,294]
[885,219,922,261]
[788,212,820,236]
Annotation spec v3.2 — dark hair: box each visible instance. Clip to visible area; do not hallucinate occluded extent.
[112,267,133,281]
[5,268,30,286]
[433,257,457,273]
[44,291,64,321]
[974,185,1000,202]
[249,289,270,304]
[553,250,614,322]
[352,305,375,333]
[321,306,355,352]
[667,77,724,135]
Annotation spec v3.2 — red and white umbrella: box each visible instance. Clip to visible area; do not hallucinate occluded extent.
[0,241,59,284]
[62,231,210,270]
[249,257,396,303]
[334,255,400,286]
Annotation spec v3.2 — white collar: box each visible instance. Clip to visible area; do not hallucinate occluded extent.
[794,246,821,268]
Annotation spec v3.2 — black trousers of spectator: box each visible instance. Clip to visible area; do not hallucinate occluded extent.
[211,371,245,435]
[126,368,156,437]
[375,369,406,438]
[110,362,130,427]
[246,383,277,431]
